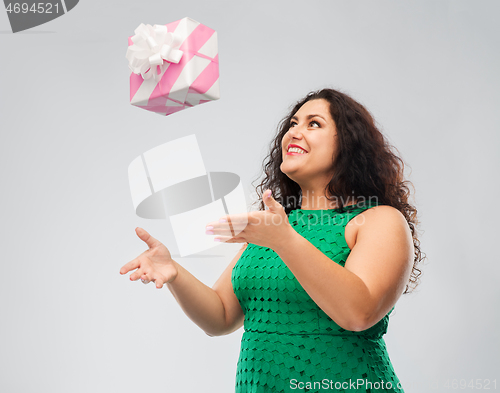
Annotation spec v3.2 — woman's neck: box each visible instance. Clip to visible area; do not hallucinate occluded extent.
[299,189,357,210]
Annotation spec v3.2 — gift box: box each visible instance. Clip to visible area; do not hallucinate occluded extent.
[126,17,220,116]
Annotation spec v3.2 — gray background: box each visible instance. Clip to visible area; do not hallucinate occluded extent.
[1,0,499,392]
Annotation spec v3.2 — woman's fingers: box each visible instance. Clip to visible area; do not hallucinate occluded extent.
[120,227,176,288]
[136,227,162,249]
[206,215,250,235]
[129,265,148,281]
[154,275,164,289]
[208,227,245,236]
[122,265,171,289]
[119,256,141,275]
[139,272,164,288]
[216,213,250,225]
[207,222,247,236]
[214,236,246,243]
[120,227,164,276]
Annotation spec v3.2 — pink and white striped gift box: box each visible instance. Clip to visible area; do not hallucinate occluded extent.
[127,17,220,116]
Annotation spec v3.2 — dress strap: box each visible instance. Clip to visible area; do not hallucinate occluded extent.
[343,201,380,226]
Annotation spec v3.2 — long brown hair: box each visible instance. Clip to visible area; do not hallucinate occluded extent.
[251,88,425,293]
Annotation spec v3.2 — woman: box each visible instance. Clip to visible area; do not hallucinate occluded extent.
[119,88,425,392]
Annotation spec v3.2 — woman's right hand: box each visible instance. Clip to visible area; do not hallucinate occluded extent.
[119,227,178,289]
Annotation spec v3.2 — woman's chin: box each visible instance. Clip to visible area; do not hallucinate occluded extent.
[280,166,300,183]
[280,162,299,173]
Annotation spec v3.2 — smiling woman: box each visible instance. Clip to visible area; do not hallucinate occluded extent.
[120,88,425,393]
[230,88,426,392]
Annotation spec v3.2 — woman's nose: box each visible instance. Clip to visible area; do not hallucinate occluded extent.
[287,126,304,143]
[287,127,303,144]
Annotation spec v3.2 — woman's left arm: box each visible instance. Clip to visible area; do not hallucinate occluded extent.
[273,205,414,332]
[206,190,414,332]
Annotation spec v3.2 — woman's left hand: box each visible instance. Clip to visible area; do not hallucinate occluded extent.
[205,189,296,250]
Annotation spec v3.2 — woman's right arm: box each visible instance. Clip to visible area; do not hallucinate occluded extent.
[119,227,246,337]
[167,242,247,337]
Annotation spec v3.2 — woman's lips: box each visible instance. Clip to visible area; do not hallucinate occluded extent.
[286,152,307,155]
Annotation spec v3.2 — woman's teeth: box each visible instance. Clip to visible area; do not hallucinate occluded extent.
[288,147,307,154]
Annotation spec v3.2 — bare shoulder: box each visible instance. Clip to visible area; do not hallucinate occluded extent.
[352,205,408,228]
[357,205,413,252]
[345,205,412,249]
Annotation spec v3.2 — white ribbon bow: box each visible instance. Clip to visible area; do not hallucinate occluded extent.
[126,23,184,81]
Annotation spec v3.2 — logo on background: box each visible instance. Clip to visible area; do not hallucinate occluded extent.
[4,0,78,33]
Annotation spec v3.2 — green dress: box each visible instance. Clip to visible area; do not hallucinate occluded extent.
[231,202,404,393]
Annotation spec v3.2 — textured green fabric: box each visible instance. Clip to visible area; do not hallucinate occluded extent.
[231,202,404,392]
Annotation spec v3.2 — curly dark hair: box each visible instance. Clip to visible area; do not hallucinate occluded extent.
[251,88,426,294]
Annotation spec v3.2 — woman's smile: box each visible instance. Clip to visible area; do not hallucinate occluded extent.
[286,144,309,155]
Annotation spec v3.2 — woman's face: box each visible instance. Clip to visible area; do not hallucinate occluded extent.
[280,98,338,189]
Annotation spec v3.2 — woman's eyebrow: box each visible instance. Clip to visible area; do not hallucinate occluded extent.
[291,114,326,121]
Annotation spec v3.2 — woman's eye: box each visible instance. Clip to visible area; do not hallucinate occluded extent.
[289,120,320,129]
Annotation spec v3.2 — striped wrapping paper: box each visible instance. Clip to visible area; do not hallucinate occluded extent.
[128,17,220,116]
